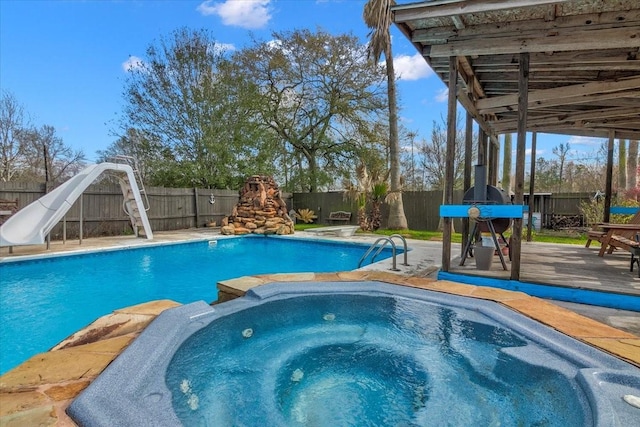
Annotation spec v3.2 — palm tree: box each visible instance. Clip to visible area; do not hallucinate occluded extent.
[363,0,408,230]
[343,163,388,231]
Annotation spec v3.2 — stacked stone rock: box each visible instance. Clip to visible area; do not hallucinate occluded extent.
[220,175,294,235]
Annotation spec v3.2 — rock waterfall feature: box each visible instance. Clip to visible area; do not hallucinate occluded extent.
[221,176,294,235]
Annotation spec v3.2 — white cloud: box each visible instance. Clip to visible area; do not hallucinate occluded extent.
[122,56,143,72]
[197,0,272,29]
[567,135,606,147]
[393,53,433,81]
[434,87,448,103]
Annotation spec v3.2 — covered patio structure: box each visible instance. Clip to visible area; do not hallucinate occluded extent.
[392,0,640,288]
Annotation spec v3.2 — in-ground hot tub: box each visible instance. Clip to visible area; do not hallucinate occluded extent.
[68,281,640,426]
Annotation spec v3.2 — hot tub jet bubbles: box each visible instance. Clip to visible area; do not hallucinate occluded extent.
[291,368,304,382]
[187,394,199,411]
[323,313,336,321]
[179,379,200,411]
[242,328,253,338]
[180,379,192,394]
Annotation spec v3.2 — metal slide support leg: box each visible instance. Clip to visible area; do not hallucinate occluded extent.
[487,220,508,270]
[459,222,478,266]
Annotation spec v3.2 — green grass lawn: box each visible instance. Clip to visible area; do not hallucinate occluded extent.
[376,228,589,245]
[295,223,588,245]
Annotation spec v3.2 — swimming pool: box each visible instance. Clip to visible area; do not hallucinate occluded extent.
[0,236,396,374]
[68,281,640,426]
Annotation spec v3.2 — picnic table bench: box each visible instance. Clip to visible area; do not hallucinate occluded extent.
[0,198,18,226]
[328,211,352,224]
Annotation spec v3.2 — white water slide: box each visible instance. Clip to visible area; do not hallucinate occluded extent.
[0,162,153,247]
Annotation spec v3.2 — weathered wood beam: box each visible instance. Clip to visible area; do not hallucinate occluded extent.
[482,70,638,81]
[526,132,537,242]
[585,119,640,129]
[393,0,569,23]
[456,88,494,136]
[493,90,640,113]
[411,10,640,44]
[604,131,615,223]
[504,125,640,141]
[450,15,465,30]
[442,55,458,272]
[429,26,640,57]
[477,77,640,112]
[467,57,640,72]
[456,56,486,99]
[467,48,639,67]
[491,106,640,132]
[462,111,473,256]
[511,52,529,281]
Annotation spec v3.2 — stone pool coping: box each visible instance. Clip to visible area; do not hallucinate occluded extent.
[1,271,639,426]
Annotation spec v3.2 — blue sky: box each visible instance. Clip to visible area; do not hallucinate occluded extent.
[1,0,604,165]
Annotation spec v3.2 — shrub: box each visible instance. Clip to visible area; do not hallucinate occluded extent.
[295,208,318,223]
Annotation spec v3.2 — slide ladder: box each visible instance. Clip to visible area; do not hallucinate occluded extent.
[109,156,149,212]
[109,156,150,237]
[119,180,147,238]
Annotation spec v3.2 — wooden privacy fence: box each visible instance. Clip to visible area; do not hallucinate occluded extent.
[0,180,595,238]
[292,190,593,231]
[0,182,249,240]
[292,190,465,231]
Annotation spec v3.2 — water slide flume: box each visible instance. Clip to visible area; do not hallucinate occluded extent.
[0,162,153,247]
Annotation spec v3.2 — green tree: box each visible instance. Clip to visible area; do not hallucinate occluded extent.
[233,29,387,192]
[417,118,467,190]
[116,27,277,188]
[363,0,408,230]
[552,142,571,193]
[96,128,167,184]
[530,157,559,192]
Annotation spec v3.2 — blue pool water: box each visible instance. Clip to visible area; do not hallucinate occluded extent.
[0,236,392,374]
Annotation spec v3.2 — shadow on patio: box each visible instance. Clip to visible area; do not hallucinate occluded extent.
[445,241,640,300]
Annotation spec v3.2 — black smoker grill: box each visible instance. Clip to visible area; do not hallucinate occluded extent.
[460,165,512,270]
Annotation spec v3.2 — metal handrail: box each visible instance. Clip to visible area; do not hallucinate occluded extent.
[387,234,410,266]
[358,237,400,271]
[109,155,150,211]
[369,235,409,266]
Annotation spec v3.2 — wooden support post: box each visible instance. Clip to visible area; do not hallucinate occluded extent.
[194,188,200,228]
[79,193,83,245]
[604,130,615,223]
[527,132,537,242]
[488,135,499,186]
[478,128,487,166]
[462,112,473,256]
[511,52,529,281]
[442,55,457,272]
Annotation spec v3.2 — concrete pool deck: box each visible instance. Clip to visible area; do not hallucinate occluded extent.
[1,230,639,425]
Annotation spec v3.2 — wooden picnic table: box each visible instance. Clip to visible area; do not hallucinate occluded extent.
[597,223,640,257]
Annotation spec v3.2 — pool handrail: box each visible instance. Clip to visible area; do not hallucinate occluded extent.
[370,235,409,266]
[386,234,410,266]
[358,237,400,271]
